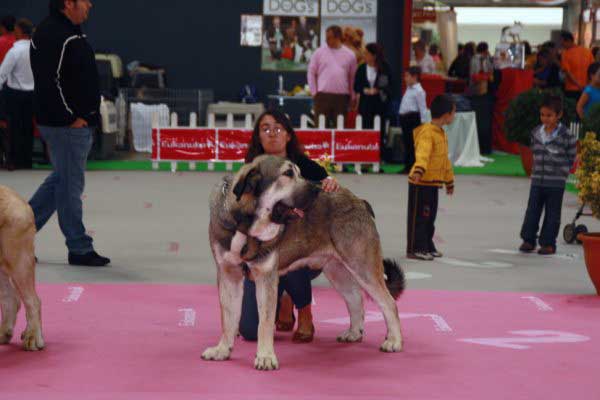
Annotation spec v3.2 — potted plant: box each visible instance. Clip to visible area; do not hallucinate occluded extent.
[576,132,600,295]
[504,88,576,176]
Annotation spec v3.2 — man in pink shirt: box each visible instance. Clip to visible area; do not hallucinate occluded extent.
[308,25,357,128]
[0,16,16,65]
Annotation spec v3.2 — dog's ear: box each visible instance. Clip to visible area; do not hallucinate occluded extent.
[233,167,261,202]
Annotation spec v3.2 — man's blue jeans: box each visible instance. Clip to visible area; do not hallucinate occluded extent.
[29,126,94,255]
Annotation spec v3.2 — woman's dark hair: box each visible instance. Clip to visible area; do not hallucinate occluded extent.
[476,42,488,54]
[464,42,476,58]
[588,62,600,80]
[592,46,600,59]
[365,42,387,72]
[245,109,305,163]
[523,41,532,56]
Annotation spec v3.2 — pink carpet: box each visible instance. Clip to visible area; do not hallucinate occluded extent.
[1,284,598,400]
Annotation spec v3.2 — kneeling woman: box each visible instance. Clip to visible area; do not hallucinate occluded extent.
[239,110,339,343]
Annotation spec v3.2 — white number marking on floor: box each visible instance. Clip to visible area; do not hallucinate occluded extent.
[522,296,553,312]
[405,272,433,280]
[62,286,84,303]
[435,258,514,269]
[178,308,196,327]
[322,311,452,332]
[459,330,589,350]
[489,249,578,261]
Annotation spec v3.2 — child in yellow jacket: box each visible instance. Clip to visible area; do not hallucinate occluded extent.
[407,94,456,261]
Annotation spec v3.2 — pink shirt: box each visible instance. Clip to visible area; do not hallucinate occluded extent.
[307,45,357,97]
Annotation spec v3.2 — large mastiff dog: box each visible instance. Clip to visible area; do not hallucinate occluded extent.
[0,185,44,351]
[203,155,404,370]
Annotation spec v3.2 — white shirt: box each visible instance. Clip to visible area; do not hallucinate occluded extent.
[0,40,34,91]
[366,65,377,88]
[418,54,436,74]
[399,82,428,122]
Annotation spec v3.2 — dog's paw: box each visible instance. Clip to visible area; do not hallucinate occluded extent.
[336,329,363,343]
[201,344,232,361]
[0,327,13,345]
[21,329,45,351]
[254,352,279,371]
[380,337,402,353]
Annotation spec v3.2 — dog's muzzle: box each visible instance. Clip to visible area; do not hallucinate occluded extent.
[271,183,320,224]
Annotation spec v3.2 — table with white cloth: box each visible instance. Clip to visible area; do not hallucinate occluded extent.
[424,111,485,167]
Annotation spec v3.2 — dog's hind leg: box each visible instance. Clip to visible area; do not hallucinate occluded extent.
[322,263,364,343]
[346,261,403,353]
[202,245,245,362]
[0,265,20,345]
[3,235,44,351]
[250,251,279,371]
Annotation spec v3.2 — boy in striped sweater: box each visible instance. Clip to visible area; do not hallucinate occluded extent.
[519,94,577,255]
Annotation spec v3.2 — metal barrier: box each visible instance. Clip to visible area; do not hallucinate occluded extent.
[117,88,214,150]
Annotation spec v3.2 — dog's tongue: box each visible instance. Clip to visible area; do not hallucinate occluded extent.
[292,208,305,218]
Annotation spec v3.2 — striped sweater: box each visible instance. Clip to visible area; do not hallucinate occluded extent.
[530,124,577,188]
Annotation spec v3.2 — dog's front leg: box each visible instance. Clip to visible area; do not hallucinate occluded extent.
[202,262,244,362]
[251,252,280,371]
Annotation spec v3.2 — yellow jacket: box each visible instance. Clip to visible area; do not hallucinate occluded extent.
[408,123,455,189]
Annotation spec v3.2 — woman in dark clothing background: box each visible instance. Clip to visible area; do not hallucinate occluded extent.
[448,42,474,80]
[240,110,339,343]
[353,43,393,133]
[533,48,561,89]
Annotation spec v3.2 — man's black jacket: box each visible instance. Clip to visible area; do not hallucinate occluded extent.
[30,10,99,127]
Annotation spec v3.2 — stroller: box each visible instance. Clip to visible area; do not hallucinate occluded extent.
[563,203,592,244]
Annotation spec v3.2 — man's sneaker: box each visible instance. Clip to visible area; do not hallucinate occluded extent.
[407,252,434,261]
[519,242,536,253]
[537,246,556,255]
[430,250,443,258]
[68,251,111,267]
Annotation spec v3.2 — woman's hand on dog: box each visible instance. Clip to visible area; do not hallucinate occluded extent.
[321,177,340,192]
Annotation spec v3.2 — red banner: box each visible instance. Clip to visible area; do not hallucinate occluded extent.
[153,128,216,161]
[297,130,333,160]
[218,129,253,161]
[334,130,380,163]
[152,128,381,164]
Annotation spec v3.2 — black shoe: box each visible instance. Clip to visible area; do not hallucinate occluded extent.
[68,251,111,267]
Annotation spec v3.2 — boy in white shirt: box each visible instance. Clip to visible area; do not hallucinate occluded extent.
[399,66,428,173]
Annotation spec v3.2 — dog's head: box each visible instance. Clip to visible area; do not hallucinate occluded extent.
[232,155,320,227]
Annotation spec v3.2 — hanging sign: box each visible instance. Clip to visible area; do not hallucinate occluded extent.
[321,0,377,18]
[263,0,319,17]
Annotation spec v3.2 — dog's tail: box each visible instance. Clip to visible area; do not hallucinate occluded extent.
[383,259,405,300]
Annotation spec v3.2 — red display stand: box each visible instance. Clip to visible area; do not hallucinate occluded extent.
[420,74,446,107]
[492,68,534,154]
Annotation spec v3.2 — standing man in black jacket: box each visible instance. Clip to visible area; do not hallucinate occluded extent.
[29,0,110,267]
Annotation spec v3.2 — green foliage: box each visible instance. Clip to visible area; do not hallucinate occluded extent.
[576,132,600,219]
[582,103,600,140]
[505,88,576,146]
